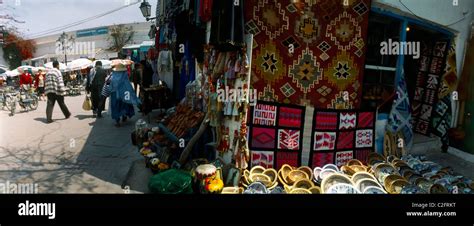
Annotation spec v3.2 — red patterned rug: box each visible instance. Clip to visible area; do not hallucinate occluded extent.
[244,0,372,108]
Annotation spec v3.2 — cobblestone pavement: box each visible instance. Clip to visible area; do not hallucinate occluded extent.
[0,93,143,193]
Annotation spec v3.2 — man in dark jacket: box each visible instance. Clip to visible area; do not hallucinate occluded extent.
[87,61,107,117]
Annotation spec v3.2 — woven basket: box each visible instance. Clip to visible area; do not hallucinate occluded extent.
[298,166,314,181]
[289,188,312,194]
[221,187,243,194]
[293,178,315,189]
[287,170,309,184]
[347,159,364,166]
[309,186,322,194]
[249,173,273,187]
[350,165,367,173]
[341,165,356,176]
[351,172,377,184]
[263,168,278,185]
[250,166,266,175]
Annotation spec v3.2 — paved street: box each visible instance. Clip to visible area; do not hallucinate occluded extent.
[0,92,144,193]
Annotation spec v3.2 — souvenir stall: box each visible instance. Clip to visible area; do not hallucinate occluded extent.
[128,0,473,194]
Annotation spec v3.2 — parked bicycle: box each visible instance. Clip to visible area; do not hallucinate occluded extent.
[4,87,39,116]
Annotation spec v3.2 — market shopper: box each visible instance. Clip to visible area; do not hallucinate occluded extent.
[109,63,141,127]
[130,62,142,96]
[45,61,71,124]
[87,61,107,117]
[34,69,46,101]
[19,68,33,91]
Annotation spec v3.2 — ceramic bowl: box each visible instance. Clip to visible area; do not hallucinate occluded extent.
[374,163,398,183]
[363,186,387,194]
[323,164,340,172]
[430,184,449,194]
[269,186,286,194]
[325,183,360,194]
[321,173,353,193]
[383,175,407,190]
[279,164,293,184]
[400,185,426,194]
[356,178,383,192]
[388,179,410,194]
[313,167,323,183]
[244,182,268,194]
[319,169,337,181]
[351,172,378,184]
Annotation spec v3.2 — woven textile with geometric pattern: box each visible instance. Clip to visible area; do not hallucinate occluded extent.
[244,0,371,108]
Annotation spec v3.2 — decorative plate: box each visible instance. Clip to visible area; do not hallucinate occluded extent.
[350,165,367,173]
[270,186,286,194]
[341,165,356,176]
[429,184,449,194]
[321,173,353,193]
[326,183,360,194]
[363,186,387,194]
[313,167,323,183]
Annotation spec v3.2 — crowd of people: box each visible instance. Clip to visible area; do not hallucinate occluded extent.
[2,56,162,128]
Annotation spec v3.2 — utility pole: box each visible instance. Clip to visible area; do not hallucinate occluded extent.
[56,32,75,66]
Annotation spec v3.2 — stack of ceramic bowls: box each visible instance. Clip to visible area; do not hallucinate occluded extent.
[278,164,321,194]
[242,166,279,190]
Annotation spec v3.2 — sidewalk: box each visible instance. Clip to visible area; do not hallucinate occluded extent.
[0,94,143,193]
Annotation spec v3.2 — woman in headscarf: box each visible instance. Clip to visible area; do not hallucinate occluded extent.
[109,63,141,127]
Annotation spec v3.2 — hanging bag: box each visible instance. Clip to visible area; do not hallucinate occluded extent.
[82,95,92,111]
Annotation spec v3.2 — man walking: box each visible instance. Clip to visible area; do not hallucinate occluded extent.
[87,61,107,117]
[45,61,71,123]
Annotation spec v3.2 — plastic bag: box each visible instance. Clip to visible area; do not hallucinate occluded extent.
[148,169,193,194]
[82,95,92,111]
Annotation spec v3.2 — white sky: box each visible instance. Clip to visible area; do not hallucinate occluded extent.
[0,0,156,38]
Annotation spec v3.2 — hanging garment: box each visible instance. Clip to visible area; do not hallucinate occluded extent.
[180,42,196,100]
[158,50,174,90]
[199,0,213,22]
[209,0,244,50]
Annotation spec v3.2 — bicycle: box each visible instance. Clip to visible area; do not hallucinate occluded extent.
[5,87,39,116]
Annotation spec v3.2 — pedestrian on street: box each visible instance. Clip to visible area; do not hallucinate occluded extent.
[45,61,71,124]
[130,62,142,96]
[86,61,107,117]
[34,69,46,101]
[109,63,141,127]
[19,68,33,91]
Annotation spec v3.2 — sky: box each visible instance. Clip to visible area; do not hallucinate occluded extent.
[0,0,156,38]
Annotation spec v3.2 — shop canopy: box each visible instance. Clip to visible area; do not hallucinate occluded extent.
[67,58,93,71]
[92,60,112,70]
[123,41,154,52]
[44,62,67,72]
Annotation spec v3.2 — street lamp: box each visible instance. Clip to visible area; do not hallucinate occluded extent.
[139,0,155,21]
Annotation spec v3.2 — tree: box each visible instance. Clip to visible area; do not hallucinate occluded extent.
[2,29,36,69]
[107,24,135,52]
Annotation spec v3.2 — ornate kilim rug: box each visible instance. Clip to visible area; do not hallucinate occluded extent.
[432,39,457,146]
[412,39,450,135]
[244,0,371,108]
[309,109,376,168]
[248,101,375,168]
[248,101,306,169]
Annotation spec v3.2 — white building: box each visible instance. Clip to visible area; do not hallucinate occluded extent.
[23,22,154,67]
